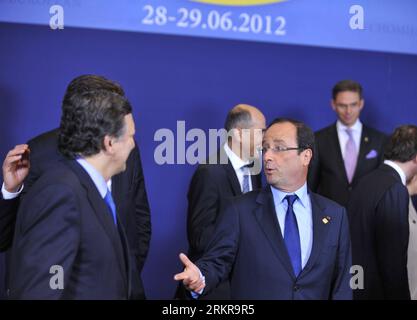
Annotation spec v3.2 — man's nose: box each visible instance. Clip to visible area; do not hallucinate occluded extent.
[263,149,273,161]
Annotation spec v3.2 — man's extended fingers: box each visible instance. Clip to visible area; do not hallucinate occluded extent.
[5,155,23,164]
[6,145,29,158]
[174,271,189,281]
[179,253,193,268]
[4,154,30,168]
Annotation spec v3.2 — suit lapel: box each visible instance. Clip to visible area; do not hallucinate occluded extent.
[328,124,349,183]
[66,160,129,293]
[253,188,295,279]
[412,195,417,213]
[352,126,370,183]
[219,147,263,194]
[300,192,331,276]
[251,172,262,190]
[116,218,132,298]
[224,162,242,195]
[217,147,242,196]
[111,173,128,228]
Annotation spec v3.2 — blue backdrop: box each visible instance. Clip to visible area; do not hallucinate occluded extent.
[2,0,417,55]
[0,21,416,299]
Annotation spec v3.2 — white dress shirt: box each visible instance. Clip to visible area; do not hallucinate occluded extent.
[1,164,112,200]
[384,160,406,186]
[336,119,362,159]
[408,197,417,300]
[1,182,23,200]
[223,143,252,193]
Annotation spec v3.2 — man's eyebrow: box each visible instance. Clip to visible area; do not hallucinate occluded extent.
[262,138,286,144]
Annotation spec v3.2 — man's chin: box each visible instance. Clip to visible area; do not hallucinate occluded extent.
[265,176,275,186]
[116,164,127,175]
[341,119,355,127]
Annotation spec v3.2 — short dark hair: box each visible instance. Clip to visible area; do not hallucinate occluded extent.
[224,107,252,131]
[384,125,417,162]
[332,80,363,100]
[267,118,315,155]
[58,89,132,159]
[62,74,125,113]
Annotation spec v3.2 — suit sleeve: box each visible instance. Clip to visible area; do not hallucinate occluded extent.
[1,138,51,251]
[9,184,80,299]
[374,184,410,299]
[331,207,353,300]
[132,145,151,272]
[20,138,43,198]
[187,166,220,257]
[0,197,19,251]
[196,199,239,296]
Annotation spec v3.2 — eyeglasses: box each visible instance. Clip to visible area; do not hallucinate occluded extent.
[260,146,304,154]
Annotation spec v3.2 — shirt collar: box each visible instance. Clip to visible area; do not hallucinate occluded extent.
[270,182,309,209]
[223,143,251,171]
[76,158,108,198]
[336,119,362,133]
[384,160,407,186]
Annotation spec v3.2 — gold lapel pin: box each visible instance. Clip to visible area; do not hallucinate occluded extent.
[364,136,369,143]
[322,216,331,224]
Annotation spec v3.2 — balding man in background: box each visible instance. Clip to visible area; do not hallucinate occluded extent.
[179,104,266,299]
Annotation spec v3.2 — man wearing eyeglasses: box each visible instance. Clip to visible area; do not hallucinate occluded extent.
[177,104,266,299]
[308,80,387,208]
[175,118,352,300]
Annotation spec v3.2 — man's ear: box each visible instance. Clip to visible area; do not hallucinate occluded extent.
[235,127,243,142]
[359,98,365,111]
[229,127,242,147]
[302,148,313,167]
[103,135,113,154]
[331,99,336,111]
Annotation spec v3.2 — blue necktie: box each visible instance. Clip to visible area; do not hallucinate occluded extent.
[284,194,301,277]
[104,189,117,225]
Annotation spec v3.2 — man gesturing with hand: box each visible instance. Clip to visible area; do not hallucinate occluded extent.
[175,118,352,300]
[174,253,206,295]
[1,144,30,250]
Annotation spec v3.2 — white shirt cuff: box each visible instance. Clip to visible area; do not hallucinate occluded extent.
[1,182,23,200]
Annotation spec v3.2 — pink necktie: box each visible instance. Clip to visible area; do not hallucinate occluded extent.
[344,128,357,183]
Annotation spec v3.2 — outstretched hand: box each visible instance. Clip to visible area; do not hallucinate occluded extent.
[174,253,205,293]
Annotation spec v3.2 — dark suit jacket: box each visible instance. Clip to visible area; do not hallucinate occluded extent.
[184,147,262,299]
[0,129,151,299]
[412,195,417,212]
[348,164,410,300]
[308,123,386,208]
[0,197,19,251]
[196,187,352,300]
[9,160,133,299]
